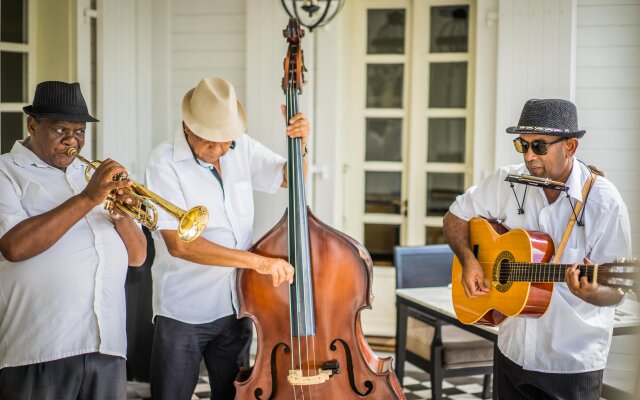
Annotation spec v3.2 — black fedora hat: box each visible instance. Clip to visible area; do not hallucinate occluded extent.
[506,98,585,138]
[23,81,98,123]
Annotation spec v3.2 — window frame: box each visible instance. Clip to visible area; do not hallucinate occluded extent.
[0,0,36,153]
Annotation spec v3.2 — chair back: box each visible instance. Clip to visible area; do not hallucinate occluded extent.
[394,244,453,289]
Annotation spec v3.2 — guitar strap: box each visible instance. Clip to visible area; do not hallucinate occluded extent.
[553,170,597,263]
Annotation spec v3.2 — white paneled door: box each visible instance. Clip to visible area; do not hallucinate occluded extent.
[345,0,476,335]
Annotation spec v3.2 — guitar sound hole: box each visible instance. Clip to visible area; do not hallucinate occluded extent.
[498,259,511,285]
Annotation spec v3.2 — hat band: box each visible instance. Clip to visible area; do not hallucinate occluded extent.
[516,125,570,133]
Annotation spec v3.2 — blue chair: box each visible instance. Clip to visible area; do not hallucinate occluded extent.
[394,245,493,399]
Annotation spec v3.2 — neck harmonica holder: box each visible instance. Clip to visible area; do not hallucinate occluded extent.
[504,174,569,215]
[505,174,569,191]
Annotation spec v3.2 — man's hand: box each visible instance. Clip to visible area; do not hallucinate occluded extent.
[566,257,599,300]
[281,105,310,149]
[565,257,626,306]
[109,188,140,222]
[81,159,133,205]
[461,258,490,298]
[254,256,295,287]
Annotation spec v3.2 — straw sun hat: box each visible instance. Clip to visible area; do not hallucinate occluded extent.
[182,77,247,142]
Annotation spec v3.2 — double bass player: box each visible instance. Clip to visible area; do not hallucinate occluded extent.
[144,76,310,400]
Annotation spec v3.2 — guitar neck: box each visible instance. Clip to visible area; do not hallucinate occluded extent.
[505,263,596,283]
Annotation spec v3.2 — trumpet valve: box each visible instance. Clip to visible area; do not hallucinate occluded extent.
[104,197,115,212]
[113,172,128,181]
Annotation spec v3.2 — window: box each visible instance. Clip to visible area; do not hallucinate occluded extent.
[0,0,32,154]
[346,0,475,265]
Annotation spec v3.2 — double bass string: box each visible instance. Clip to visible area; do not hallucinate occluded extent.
[286,77,303,400]
[287,73,315,399]
[288,61,322,400]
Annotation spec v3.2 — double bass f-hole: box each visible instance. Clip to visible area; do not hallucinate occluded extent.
[234,18,405,400]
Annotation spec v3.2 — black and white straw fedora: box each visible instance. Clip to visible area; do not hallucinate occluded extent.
[506,98,585,138]
[23,81,98,123]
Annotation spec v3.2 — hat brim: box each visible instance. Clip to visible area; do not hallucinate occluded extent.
[181,88,247,142]
[23,106,99,123]
[506,126,585,139]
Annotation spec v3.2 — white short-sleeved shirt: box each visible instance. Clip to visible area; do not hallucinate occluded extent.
[0,141,129,369]
[449,159,632,373]
[145,129,286,324]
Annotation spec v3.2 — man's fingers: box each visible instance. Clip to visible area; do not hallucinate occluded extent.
[284,264,294,284]
[566,265,582,290]
[108,180,133,193]
[464,280,477,298]
[288,112,306,124]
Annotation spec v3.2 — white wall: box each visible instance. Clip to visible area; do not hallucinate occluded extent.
[494,0,576,170]
[575,0,640,258]
[575,1,640,392]
[170,0,247,132]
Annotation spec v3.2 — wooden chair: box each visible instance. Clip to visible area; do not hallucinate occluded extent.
[394,245,493,399]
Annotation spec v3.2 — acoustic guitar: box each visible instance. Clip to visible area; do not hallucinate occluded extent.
[452,217,638,326]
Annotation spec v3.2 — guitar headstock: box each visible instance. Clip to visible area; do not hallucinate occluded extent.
[600,258,640,295]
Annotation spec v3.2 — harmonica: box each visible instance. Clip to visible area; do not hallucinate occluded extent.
[505,174,568,191]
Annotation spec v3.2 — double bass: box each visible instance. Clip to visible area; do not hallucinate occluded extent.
[235,19,405,399]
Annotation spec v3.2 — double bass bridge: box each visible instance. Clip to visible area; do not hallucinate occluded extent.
[287,360,340,386]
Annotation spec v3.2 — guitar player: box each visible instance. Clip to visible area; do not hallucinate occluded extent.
[443,99,632,399]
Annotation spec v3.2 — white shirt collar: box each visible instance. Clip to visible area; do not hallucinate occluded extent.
[564,157,587,202]
[172,128,195,163]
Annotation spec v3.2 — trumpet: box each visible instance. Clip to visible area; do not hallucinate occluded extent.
[67,148,209,242]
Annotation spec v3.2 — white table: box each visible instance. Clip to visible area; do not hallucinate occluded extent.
[395,286,640,399]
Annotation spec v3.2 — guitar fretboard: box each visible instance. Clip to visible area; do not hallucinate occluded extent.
[500,263,595,283]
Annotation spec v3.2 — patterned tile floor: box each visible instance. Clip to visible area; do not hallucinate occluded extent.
[127,372,490,400]
[127,359,491,399]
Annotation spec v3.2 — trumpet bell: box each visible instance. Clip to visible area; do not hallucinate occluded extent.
[67,147,210,242]
[178,206,209,242]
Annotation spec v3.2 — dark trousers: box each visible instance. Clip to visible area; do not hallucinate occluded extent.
[0,353,126,400]
[150,314,252,400]
[496,349,603,400]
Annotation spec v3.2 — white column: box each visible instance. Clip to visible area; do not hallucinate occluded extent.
[494,0,577,169]
[98,0,153,181]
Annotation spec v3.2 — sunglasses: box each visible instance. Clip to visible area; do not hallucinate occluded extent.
[513,137,567,155]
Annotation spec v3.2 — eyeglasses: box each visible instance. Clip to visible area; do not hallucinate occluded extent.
[513,137,566,155]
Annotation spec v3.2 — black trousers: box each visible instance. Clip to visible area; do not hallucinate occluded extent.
[150,314,252,400]
[496,349,604,400]
[0,353,126,400]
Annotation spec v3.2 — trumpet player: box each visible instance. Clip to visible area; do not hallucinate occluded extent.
[0,81,146,400]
